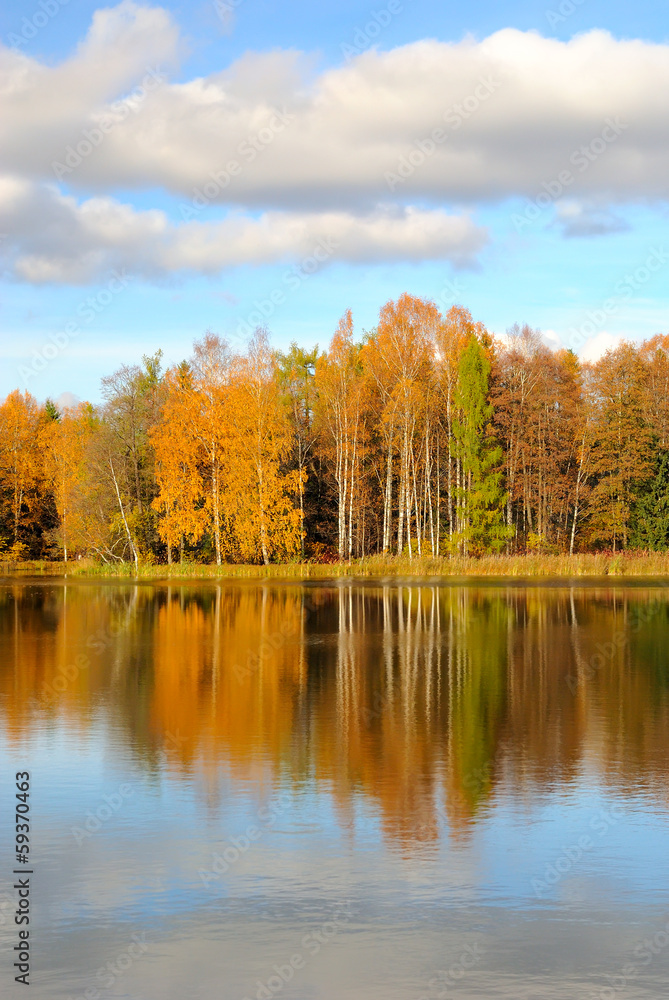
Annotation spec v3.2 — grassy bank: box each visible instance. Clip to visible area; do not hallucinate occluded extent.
[4,551,669,579]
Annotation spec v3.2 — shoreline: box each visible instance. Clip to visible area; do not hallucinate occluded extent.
[4,552,669,581]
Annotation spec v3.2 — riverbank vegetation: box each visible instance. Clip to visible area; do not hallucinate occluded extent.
[2,295,669,567]
[4,552,669,581]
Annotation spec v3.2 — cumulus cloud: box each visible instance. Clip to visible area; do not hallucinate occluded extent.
[554,201,631,238]
[2,4,669,283]
[55,391,82,411]
[0,3,181,177]
[0,179,487,282]
[580,331,624,362]
[2,8,669,209]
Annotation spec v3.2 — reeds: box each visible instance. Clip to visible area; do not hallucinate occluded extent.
[3,551,669,579]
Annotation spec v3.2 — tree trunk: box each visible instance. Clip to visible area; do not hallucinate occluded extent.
[109,458,138,569]
[257,459,270,566]
[348,423,357,562]
[298,440,305,559]
[383,435,393,553]
[211,450,221,565]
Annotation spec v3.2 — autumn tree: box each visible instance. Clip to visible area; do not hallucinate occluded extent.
[100,352,164,557]
[187,334,233,565]
[7,302,669,565]
[276,343,319,556]
[42,402,93,561]
[491,327,582,552]
[228,329,304,564]
[588,343,654,550]
[315,311,369,560]
[364,294,438,556]
[639,334,669,448]
[435,306,487,551]
[0,390,43,556]
[568,368,595,555]
[150,363,208,563]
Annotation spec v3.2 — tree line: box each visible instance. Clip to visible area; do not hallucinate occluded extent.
[1,294,668,564]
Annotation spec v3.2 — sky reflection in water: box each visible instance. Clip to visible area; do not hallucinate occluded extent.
[1,579,668,999]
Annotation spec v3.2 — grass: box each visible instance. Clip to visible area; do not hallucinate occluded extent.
[3,551,669,579]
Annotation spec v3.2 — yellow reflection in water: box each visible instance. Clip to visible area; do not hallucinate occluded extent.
[1,581,668,842]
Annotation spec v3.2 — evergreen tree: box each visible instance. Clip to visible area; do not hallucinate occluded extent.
[452,337,508,555]
[630,450,669,550]
[44,399,61,423]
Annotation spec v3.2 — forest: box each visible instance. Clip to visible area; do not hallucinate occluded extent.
[1,294,668,565]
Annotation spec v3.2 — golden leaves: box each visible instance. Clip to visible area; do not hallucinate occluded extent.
[151,330,303,564]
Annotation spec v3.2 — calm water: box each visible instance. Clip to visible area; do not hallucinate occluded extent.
[1,578,669,999]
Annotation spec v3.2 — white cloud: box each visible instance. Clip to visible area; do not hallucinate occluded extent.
[2,10,669,209]
[580,331,624,362]
[55,391,82,411]
[0,179,487,282]
[0,3,181,178]
[554,201,631,238]
[2,5,669,283]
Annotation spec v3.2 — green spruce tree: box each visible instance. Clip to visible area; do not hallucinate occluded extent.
[630,450,669,550]
[452,336,508,555]
[44,398,61,422]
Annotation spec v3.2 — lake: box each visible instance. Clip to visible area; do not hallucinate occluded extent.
[1,578,668,999]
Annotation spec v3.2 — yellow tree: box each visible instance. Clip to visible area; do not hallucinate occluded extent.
[189,334,233,565]
[315,310,368,560]
[42,402,93,561]
[0,390,42,556]
[588,342,653,550]
[60,407,138,565]
[276,344,319,557]
[364,294,438,556]
[150,364,208,563]
[228,329,303,564]
[359,333,399,554]
[639,333,669,448]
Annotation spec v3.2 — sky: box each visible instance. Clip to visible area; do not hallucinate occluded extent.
[0,0,668,403]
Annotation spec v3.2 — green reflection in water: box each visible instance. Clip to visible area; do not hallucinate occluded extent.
[1,580,668,843]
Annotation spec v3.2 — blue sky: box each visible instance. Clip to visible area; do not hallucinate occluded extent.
[0,0,668,403]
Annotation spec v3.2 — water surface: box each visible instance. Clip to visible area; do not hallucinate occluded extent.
[1,578,668,999]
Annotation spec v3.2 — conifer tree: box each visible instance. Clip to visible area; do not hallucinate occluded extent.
[452,337,508,555]
[630,451,669,551]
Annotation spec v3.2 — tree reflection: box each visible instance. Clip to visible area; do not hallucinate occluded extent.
[1,581,668,842]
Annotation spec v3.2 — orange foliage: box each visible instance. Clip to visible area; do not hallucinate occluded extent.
[42,403,93,561]
[0,390,42,555]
